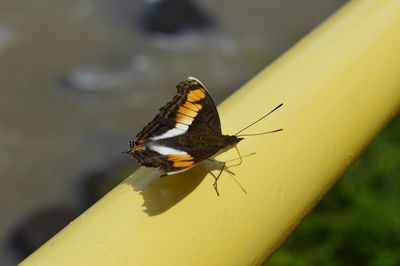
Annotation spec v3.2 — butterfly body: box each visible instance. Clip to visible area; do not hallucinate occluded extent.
[130,134,242,173]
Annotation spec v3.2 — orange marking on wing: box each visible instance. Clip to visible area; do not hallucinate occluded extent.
[167,153,195,167]
[168,153,193,161]
[178,106,197,117]
[187,95,197,102]
[176,113,194,125]
[193,89,206,99]
[172,160,195,167]
[187,89,205,102]
[184,101,202,111]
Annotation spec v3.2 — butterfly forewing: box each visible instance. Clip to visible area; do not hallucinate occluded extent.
[177,77,222,135]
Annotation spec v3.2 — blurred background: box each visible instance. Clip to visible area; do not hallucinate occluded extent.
[1,0,399,265]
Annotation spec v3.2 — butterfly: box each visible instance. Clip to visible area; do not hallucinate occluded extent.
[125,77,282,195]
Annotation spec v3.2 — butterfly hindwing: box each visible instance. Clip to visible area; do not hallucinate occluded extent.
[133,142,196,174]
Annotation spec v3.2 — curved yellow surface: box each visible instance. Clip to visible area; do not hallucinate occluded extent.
[21,0,400,265]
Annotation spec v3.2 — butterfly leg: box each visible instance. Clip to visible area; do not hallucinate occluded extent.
[227,145,243,168]
[209,162,225,196]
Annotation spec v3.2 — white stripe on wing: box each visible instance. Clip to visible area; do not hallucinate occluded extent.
[150,145,186,156]
[151,128,186,140]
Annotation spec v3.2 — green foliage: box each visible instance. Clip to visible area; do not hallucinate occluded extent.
[268,115,400,266]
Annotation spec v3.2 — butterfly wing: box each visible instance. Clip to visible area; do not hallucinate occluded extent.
[135,77,221,141]
[179,77,221,135]
[131,77,223,174]
[133,148,196,175]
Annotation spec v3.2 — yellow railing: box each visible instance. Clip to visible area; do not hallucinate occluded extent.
[21,0,400,265]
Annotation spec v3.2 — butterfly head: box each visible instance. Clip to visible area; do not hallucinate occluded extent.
[123,139,146,155]
[225,135,244,147]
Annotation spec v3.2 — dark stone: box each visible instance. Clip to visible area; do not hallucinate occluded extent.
[141,0,213,34]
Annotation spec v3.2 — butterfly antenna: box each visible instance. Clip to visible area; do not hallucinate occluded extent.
[237,128,283,137]
[234,103,283,136]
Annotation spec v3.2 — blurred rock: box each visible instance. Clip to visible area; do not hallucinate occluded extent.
[141,0,213,34]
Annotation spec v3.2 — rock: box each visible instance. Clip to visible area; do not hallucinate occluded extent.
[141,0,213,34]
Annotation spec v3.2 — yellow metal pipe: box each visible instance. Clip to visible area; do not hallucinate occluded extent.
[21,0,400,265]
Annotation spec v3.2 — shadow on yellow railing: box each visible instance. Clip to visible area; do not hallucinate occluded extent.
[21,0,400,265]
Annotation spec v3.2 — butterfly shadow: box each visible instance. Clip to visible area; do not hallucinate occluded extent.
[122,160,234,216]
